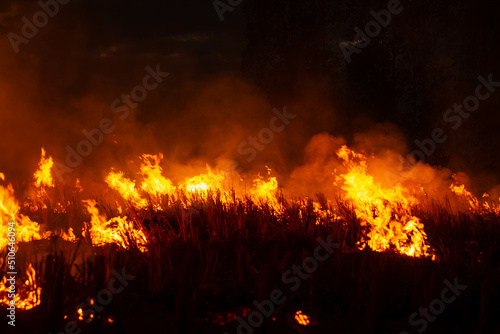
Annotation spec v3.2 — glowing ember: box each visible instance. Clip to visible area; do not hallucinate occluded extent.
[294,310,311,326]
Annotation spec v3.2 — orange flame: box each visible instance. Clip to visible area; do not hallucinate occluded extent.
[105,170,148,209]
[0,263,42,310]
[139,153,176,197]
[83,200,148,252]
[249,167,282,213]
[0,179,48,250]
[33,148,55,189]
[180,166,228,195]
[336,145,433,258]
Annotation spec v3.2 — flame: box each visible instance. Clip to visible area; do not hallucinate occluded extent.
[449,179,479,210]
[0,263,42,310]
[249,167,282,213]
[33,148,55,189]
[449,176,500,213]
[0,179,47,250]
[294,310,311,326]
[105,170,148,209]
[336,145,433,258]
[83,200,148,252]
[139,153,176,198]
[180,166,227,195]
[14,144,500,260]
[60,227,77,242]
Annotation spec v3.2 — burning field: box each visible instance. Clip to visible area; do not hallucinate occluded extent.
[1,135,500,333]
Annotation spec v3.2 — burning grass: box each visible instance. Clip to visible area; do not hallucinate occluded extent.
[0,146,499,333]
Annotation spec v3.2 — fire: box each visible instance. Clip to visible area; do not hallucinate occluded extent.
[336,145,433,258]
[449,176,480,211]
[0,179,47,251]
[449,176,500,213]
[0,263,42,310]
[8,141,500,277]
[180,166,229,199]
[139,153,176,198]
[33,148,55,189]
[248,167,282,213]
[105,170,148,209]
[60,227,77,242]
[83,199,148,252]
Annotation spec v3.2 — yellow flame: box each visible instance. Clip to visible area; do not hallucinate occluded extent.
[33,148,55,189]
[0,179,48,250]
[180,166,227,195]
[105,170,148,209]
[60,227,77,242]
[249,167,282,213]
[0,263,41,310]
[336,145,432,258]
[140,153,176,197]
[83,200,148,252]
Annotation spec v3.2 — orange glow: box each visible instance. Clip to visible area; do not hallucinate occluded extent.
[294,310,311,326]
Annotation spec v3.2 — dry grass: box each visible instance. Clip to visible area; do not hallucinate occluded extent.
[1,190,500,333]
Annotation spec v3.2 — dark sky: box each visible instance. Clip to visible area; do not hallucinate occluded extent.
[0,0,500,194]
[0,0,247,86]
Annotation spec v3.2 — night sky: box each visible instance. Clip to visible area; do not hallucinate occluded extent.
[1,0,500,193]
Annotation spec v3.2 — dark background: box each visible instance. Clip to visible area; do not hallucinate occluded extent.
[0,0,499,192]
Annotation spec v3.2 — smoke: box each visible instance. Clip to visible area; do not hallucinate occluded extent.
[0,0,498,206]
